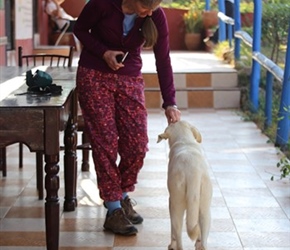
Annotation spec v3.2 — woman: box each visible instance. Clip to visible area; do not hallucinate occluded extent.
[74,0,181,236]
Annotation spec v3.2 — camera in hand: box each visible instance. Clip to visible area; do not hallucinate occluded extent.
[116,52,128,63]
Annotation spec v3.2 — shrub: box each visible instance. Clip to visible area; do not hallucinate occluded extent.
[240,2,254,13]
[262,3,290,63]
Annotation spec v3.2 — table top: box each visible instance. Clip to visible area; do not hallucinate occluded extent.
[0,66,77,108]
[0,66,77,83]
[45,66,77,80]
[0,80,75,108]
[0,66,26,81]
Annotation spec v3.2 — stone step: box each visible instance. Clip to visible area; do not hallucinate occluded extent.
[143,71,240,109]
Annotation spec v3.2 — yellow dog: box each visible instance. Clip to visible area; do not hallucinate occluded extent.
[158,120,213,250]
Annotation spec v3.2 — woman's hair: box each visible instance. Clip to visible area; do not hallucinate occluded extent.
[140,0,162,48]
[142,16,158,48]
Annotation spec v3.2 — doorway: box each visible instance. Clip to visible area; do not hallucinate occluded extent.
[5,0,14,51]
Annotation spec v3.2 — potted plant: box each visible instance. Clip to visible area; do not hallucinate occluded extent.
[240,1,254,27]
[202,10,219,29]
[183,1,204,50]
[161,3,188,50]
[202,0,219,29]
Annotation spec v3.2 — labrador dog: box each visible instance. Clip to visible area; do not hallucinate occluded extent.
[157,120,212,250]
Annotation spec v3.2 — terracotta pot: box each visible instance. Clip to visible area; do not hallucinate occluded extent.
[184,33,202,50]
[241,13,253,27]
[202,10,219,29]
[162,7,188,50]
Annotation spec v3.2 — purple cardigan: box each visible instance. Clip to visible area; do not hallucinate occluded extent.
[74,0,176,109]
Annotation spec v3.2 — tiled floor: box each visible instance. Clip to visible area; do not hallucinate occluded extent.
[1,108,290,250]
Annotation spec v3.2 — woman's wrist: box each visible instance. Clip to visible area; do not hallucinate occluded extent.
[166,105,178,109]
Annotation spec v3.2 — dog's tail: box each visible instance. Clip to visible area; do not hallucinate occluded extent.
[185,172,202,241]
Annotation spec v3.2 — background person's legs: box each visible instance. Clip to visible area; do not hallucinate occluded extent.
[204,0,234,47]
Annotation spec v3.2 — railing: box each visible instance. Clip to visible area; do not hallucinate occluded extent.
[205,0,290,149]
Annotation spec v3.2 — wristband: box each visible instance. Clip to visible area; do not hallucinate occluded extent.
[167,105,178,109]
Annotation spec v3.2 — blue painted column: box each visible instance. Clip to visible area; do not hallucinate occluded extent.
[265,72,273,128]
[218,0,226,41]
[205,0,210,11]
[234,0,241,60]
[250,0,262,112]
[276,22,290,148]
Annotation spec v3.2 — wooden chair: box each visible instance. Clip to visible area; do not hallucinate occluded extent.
[18,46,74,67]
[0,46,90,200]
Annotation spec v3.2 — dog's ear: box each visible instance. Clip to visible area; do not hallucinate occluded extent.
[191,126,202,143]
[157,133,168,143]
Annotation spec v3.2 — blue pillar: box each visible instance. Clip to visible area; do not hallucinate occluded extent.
[205,0,210,11]
[276,23,290,147]
[218,0,226,41]
[265,72,273,128]
[250,0,262,112]
[228,24,233,47]
[234,0,241,60]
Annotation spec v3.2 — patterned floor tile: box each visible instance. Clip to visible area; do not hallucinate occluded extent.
[1,109,289,250]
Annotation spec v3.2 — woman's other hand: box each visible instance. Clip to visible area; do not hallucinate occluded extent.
[103,50,125,71]
[165,105,181,124]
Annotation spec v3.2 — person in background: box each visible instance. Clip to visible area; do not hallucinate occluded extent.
[45,0,81,51]
[204,0,235,49]
[45,0,77,32]
[74,0,181,236]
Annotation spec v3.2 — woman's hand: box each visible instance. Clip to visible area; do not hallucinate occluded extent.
[165,105,181,124]
[103,50,125,71]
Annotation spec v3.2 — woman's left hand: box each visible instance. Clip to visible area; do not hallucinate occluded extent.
[165,106,181,124]
[103,50,125,71]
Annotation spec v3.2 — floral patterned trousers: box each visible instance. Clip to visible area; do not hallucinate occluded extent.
[76,66,148,201]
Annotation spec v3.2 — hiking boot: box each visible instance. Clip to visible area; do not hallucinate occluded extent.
[103,208,138,236]
[121,196,143,224]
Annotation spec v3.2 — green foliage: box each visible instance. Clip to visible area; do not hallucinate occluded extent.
[265,0,290,3]
[262,3,290,63]
[161,0,215,10]
[161,1,189,9]
[161,0,193,9]
[183,1,204,33]
[172,0,193,6]
[271,157,290,180]
[240,2,254,13]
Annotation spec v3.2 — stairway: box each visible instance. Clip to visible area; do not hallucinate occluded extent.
[142,51,240,109]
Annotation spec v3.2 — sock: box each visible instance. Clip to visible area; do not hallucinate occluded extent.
[122,192,128,200]
[104,201,121,215]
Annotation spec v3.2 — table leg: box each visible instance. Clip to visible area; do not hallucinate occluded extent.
[44,154,60,250]
[63,115,78,212]
[0,147,7,176]
[36,152,44,200]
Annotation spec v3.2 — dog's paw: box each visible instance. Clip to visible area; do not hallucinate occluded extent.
[195,240,205,250]
[168,242,177,250]
[168,243,183,250]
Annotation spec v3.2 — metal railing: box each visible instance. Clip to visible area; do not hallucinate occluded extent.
[205,0,290,149]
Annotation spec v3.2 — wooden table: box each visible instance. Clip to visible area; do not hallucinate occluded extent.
[0,66,78,250]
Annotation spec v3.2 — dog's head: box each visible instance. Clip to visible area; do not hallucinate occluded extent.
[157,120,202,146]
